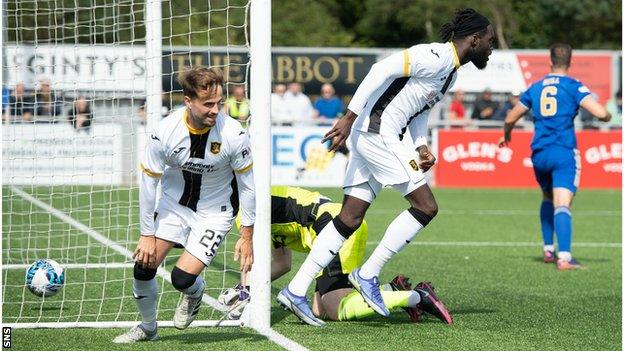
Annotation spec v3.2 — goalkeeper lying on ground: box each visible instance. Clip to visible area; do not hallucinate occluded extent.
[221,186,452,324]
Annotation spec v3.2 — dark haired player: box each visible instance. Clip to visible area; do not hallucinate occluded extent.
[277,8,495,326]
[222,186,452,324]
[499,43,611,270]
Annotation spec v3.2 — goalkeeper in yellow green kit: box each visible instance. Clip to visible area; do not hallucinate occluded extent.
[221,186,452,324]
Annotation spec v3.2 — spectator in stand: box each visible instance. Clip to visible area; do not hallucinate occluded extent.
[284,82,313,125]
[579,92,600,129]
[471,88,498,123]
[224,85,250,125]
[492,90,521,122]
[2,86,9,119]
[8,83,34,122]
[271,83,291,125]
[67,96,93,133]
[137,101,147,125]
[448,90,466,127]
[35,79,63,120]
[313,83,343,125]
[605,89,621,129]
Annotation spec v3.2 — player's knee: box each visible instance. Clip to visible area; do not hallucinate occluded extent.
[333,216,360,239]
[171,266,198,291]
[408,206,437,227]
[133,263,157,281]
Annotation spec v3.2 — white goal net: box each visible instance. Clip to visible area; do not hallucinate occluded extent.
[2,0,271,329]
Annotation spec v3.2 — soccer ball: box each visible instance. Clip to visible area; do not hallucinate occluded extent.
[25,259,65,297]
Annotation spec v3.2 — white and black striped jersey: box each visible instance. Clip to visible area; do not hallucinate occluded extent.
[139,108,253,234]
[348,42,460,143]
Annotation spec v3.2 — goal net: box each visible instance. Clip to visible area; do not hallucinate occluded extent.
[2,0,270,329]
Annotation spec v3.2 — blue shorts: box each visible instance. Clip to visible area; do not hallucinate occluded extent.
[531,146,581,194]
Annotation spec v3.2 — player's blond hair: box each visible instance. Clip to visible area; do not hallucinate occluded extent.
[177,66,224,99]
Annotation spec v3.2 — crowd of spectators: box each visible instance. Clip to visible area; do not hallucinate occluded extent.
[267,81,621,130]
[3,79,94,132]
[6,78,619,131]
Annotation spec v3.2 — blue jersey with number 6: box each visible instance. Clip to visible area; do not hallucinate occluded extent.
[519,74,591,152]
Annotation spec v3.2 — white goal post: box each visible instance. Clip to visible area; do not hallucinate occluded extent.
[2,0,271,331]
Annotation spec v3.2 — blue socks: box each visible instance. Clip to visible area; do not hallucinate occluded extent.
[540,200,555,246]
[554,206,572,253]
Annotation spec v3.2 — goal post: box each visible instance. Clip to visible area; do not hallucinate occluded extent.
[2,0,271,330]
[145,0,163,132]
[248,0,272,331]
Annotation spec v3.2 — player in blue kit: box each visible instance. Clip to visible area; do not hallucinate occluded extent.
[499,43,611,270]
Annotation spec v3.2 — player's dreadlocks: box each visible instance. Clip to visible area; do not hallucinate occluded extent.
[439,8,490,42]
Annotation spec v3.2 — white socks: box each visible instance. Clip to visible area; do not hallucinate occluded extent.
[407,290,421,307]
[558,251,572,261]
[181,275,205,298]
[287,221,346,296]
[359,209,424,279]
[133,278,159,331]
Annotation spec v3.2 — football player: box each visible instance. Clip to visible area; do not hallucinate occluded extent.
[279,8,494,325]
[221,186,452,325]
[114,66,255,343]
[499,43,611,270]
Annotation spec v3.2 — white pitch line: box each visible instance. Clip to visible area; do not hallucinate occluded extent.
[255,327,309,351]
[9,186,227,312]
[368,209,621,216]
[366,240,622,248]
[9,186,309,351]
[3,263,134,270]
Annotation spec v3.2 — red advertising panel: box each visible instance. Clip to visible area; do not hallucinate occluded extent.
[516,53,612,104]
[435,130,621,189]
[576,131,622,188]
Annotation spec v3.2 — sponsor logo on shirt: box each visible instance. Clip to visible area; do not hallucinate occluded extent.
[182,161,216,174]
[425,90,443,108]
[241,147,251,159]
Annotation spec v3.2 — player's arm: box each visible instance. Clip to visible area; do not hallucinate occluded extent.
[324,48,413,151]
[407,110,436,172]
[135,132,166,268]
[580,96,612,122]
[232,132,255,273]
[499,103,529,147]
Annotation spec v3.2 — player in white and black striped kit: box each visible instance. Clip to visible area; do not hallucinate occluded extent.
[114,66,255,342]
[278,8,495,326]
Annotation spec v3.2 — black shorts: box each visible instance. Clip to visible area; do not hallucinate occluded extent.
[315,273,353,296]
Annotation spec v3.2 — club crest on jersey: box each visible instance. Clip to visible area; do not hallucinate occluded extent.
[210,142,221,154]
[409,159,419,171]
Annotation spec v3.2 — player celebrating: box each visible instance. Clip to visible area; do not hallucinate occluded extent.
[222,186,452,325]
[277,8,494,326]
[114,66,255,343]
[499,43,611,270]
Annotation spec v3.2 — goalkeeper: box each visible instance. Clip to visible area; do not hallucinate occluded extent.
[222,186,452,324]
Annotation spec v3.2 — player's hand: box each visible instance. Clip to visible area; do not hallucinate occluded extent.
[417,145,436,172]
[234,226,254,273]
[498,136,510,148]
[321,111,356,152]
[133,235,157,269]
